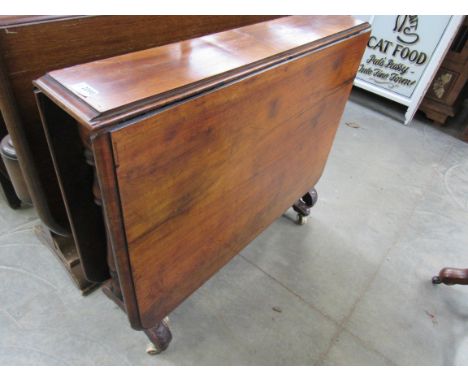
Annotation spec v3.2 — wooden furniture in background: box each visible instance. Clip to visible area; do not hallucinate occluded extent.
[461,114,468,142]
[0,135,31,205]
[420,16,467,131]
[35,16,370,352]
[0,116,23,209]
[0,15,279,293]
[433,268,468,285]
[427,18,468,283]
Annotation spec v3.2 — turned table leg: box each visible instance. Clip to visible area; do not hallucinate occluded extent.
[292,187,318,225]
[432,268,468,285]
[79,126,172,354]
[144,317,173,355]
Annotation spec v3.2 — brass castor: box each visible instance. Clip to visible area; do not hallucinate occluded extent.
[297,214,308,225]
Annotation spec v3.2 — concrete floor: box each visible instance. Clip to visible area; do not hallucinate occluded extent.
[1,89,468,365]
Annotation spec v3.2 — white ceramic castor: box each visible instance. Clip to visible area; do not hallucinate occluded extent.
[162,316,170,325]
[146,343,162,355]
[145,316,171,355]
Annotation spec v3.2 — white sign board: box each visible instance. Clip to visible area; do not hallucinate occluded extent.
[354,15,464,124]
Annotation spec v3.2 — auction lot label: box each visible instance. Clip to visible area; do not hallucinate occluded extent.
[356,16,452,98]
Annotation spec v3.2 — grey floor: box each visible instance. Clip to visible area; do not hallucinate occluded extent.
[1,89,468,365]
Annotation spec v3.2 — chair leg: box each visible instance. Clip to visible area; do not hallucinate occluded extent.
[432,268,468,285]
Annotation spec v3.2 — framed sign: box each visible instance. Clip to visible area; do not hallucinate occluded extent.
[354,15,464,124]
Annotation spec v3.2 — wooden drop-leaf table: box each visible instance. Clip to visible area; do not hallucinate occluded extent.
[34,16,370,353]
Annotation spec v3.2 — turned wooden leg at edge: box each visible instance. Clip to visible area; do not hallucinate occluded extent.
[292,187,318,225]
[102,281,172,354]
[144,318,172,355]
[432,268,468,286]
[79,125,173,354]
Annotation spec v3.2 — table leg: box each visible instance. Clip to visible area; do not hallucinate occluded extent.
[79,126,172,354]
[432,268,468,285]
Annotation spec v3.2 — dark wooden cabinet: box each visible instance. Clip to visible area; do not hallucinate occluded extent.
[0,15,280,292]
[35,16,370,352]
[420,16,467,134]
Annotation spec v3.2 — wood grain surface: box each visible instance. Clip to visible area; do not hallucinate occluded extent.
[45,16,366,122]
[1,15,278,236]
[34,16,370,330]
[0,15,277,284]
[110,31,369,328]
